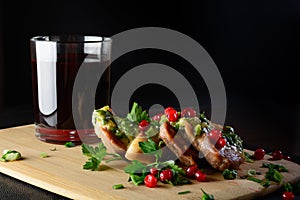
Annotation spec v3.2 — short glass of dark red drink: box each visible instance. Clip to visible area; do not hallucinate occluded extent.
[30,35,111,144]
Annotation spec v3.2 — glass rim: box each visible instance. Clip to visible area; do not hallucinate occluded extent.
[30,35,112,43]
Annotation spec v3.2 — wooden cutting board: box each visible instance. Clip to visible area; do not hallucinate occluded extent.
[0,125,300,200]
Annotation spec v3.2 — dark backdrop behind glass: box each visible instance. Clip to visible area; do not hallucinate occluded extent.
[0,0,299,156]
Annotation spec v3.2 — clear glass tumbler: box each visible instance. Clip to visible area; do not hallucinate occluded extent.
[30,35,111,144]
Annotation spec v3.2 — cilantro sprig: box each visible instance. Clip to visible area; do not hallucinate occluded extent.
[82,143,122,171]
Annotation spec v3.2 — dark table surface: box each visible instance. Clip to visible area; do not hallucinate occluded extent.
[0,100,299,200]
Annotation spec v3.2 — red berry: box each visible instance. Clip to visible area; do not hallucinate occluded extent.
[186,165,199,179]
[144,174,158,188]
[272,150,284,160]
[139,120,149,131]
[284,155,291,161]
[254,148,266,160]
[150,168,159,176]
[207,129,222,144]
[181,107,197,117]
[164,107,174,114]
[164,107,178,122]
[152,113,163,122]
[215,137,226,149]
[194,170,206,182]
[282,191,295,200]
[159,169,173,182]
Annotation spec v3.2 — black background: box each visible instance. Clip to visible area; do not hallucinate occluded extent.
[0,0,299,156]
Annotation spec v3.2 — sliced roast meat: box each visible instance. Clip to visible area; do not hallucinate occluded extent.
[181,118,243,171]
[159,122,199,166]
[94,121,127,156]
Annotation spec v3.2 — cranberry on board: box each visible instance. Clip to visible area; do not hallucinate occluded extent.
[194,170,206,182]
[139,119,149,131]
[284,155,292,161]
[215,137,226,149]
[150,168,159,176]
[207,129,222,144]
[186,165,199,179]
[282,191,295,200]
[181,107,197,117]
[254,148,266,160]
[272,150,284,160]
[164,107,175,115]
[159,169,173,182]
[164,107,178,122]
[144,174,158,188]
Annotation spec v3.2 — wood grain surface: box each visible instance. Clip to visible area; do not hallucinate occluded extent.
[0,125,299,200]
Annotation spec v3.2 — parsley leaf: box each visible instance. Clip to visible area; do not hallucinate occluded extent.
[139,138,162,162]
[129,174,146,186]
[127,102,149,123]
[124,160,147,186]
[82,143,121,171]
[124,160,147,174]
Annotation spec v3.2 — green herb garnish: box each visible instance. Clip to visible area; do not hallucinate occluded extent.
[112,184,125,189]
[0,150,22,162]
[222,169,237,180]
[64,142,75,148]
[262,162,288,172]
[139,138,162,162]
[201,188,214,200]
[127,102,150,123]
[244,151,254,163]
[124,160,147,186]
[40,152,49,158]
[265,168,283,183]
[178,190,191,195]
[262,162,287,184]
[247,169,260,176]
[82,143,121,171]
[283,182,293,192]
[246,177,270,188]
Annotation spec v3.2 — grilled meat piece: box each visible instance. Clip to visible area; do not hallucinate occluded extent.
[181,119,244,171]
[159,122,199,166]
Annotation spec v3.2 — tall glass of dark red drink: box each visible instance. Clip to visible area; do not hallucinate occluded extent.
[30,35,111,144]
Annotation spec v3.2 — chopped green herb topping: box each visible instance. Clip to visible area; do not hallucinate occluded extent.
[178,190,191,195]
[222,169,237,180]
[201,188,214,200]
[112,184,125,189]
[0,150,22,162]
[262,162,288,172]
[64,142,75,148]
[244,151,254,163]
[40,152,49,158]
